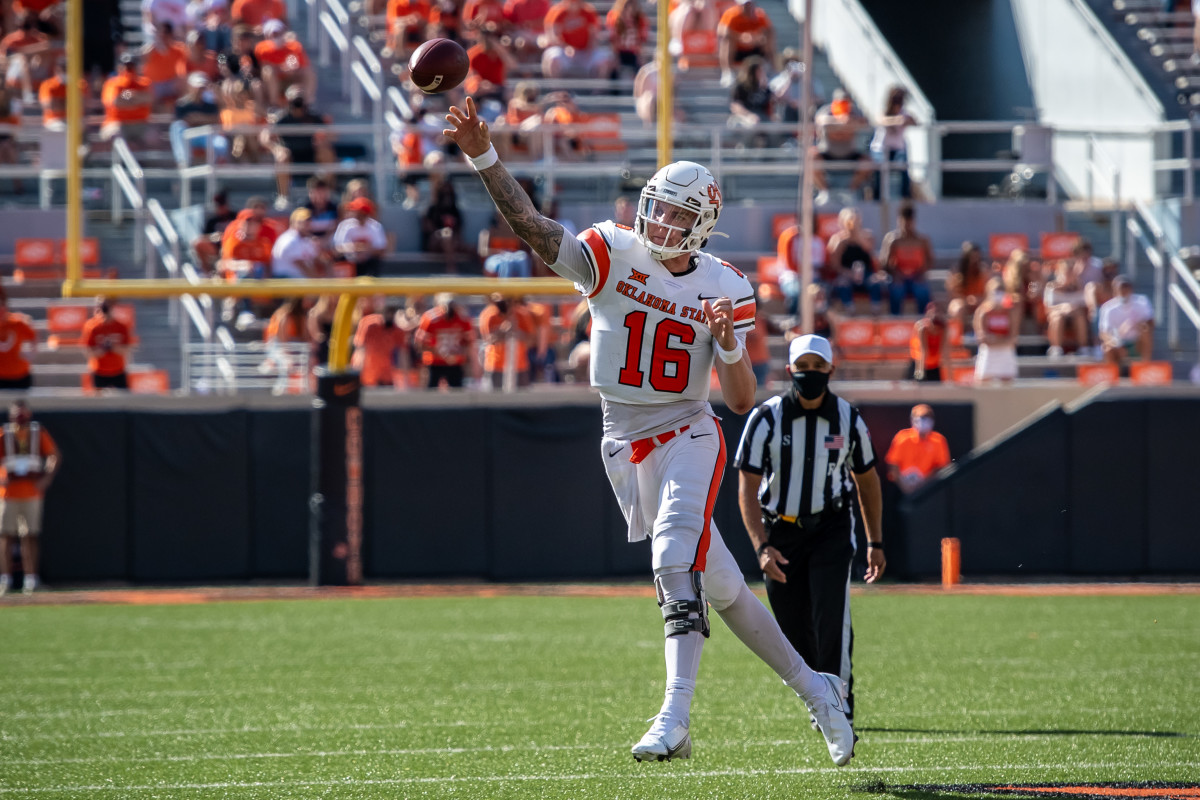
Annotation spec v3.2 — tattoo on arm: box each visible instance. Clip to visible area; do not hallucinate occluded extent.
[478,162,564,265]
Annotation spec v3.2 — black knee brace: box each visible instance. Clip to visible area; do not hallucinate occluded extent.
[655,572,710,638]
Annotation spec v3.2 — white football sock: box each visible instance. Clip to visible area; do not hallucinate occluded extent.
[657,571,706,726]
[715,583,821,697]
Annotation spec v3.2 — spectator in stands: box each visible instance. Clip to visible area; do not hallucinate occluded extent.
[946,242,986,331]
[669,0,717,73]
[0,400,58,597]
[462,0,508,39]
[83,296,133,390]
[143,22,189,111]
[974,276,1019,383]
[219,76,265,162]
[542,0,612,79]
[301,175,339,242]
[813,89,872,204]
[728,55,773,144]
[101,53,154,144]
[775,216,827,314]
[1072,238,1103,286]
[264,297,310,375]
[266,84,333,205]
[193,187,237,271]
[254,18,313,108]
[885,403,950,494]
[427,0,464,45]
[192,2,232,53]
[231,0,286,29]
[416,292,475,389]
[1043,259,1088,358]
[333,197,388,278]
[606,0,648,81]
[870,85,916,200]
[909,301,950,382]
[1,13,50,104]
[541,90,590,161]
[1085,257,1121,351]
[479,213,531,278]
[0,81,21,189]
[307,294,336,368]
[1002,248,1040,330]
[37,56,86,132]
[339,177,372,211]
[879,202,933,315]
[503,0,548,60]
[421,178,468,273]
[185,0,228,31]
[825,208,880,313]
[219,211,273,282]
[490,80,542,158]
[464,28,514,107]
[271,208,323,278]
[353,301,406,388]
[218,25,263,95]
[143,0,190,35]
[770,48,819,124]
[384,0,430,62]
[1098,275,1154,366]
[171,72,222,164]
[0,289,36,390]
[13,0,63,36]
[479,292,535,389]
[632,58,679,127]
[717,0,774,89]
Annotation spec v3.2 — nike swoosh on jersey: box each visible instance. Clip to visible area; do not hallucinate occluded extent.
[697,294,720,301]
[689,432,712,439]
[607,446,626,457]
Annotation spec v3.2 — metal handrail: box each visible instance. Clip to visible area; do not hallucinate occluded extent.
[1128,199,1200,357]
[110,136,146,264]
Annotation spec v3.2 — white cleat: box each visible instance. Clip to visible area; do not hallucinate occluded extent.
[804,673,857,766]
[631,716,692,762]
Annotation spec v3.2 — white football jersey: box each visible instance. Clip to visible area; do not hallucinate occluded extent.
[576,221,755,408]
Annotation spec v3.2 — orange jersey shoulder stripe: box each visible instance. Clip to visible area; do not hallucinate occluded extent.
[733,304,755,322]
[580,228,611,299]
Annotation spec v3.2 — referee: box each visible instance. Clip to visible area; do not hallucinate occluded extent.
[733,334,884,724]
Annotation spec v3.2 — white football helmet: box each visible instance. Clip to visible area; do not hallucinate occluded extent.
[635,161,723,260]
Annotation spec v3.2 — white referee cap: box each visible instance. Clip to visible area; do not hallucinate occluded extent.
[788,334,833,365]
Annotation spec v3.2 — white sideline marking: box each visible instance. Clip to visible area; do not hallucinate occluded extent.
[2,761,1198,795]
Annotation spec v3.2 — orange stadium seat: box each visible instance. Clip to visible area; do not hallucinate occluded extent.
[950,365,976,385]
[47,303,138,350]
[1130,361,1172,385]
[836,318,877,361]
[679,30,719,71]
[1039,232,1080,262]
[580,113,627,155]
[13,237,109,283]
[128,370,170,394]
[989,233,1029,261]
[1077,362,1119,386]
[876,319,915,361]
[757,254,783,286]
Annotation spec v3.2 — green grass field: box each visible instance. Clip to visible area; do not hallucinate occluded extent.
[1,590,1197,799]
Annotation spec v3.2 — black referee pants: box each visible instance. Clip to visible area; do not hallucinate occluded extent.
[764,511,856,718]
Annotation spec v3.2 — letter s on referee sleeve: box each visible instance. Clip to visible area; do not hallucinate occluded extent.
[850,408,877,473]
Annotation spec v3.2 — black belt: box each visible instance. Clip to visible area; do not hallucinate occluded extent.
[770,497,847,530]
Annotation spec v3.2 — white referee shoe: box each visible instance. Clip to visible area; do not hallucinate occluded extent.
[804,673,856,766]
[631,715,692,762]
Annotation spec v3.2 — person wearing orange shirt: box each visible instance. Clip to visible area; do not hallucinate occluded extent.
[231,0,286,28]
[909,301,951,382]
[0,291,37,390]
[254,18,314,107]
[717,0,774,87]
[352,303,407,388]
[885,404,951,493]
[100,52,153,142]
[464,30,513,104]
[416,293,474,389]
[502,0,547,58]
[141,21,189,110]
[0,401,59,596]
[462,0,507,38]
[479,293,534,389]
[385,0,430,60]
[542,0,612,78]
[37,57,88,130]
[219,213,274,280]
[82,296,134,390]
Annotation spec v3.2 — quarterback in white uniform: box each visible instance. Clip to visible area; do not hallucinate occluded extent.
[445,97,855,766]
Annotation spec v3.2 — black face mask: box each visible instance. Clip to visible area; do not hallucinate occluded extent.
[790,369,830,400]
[494,300,509,314]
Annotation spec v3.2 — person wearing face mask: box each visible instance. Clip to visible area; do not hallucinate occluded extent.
[734,334,884,729]
[885,404,950,494]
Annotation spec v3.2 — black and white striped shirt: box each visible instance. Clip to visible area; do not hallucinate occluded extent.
[733,391,876,519]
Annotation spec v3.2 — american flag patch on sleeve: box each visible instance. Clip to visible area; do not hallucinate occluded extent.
[824,435,845,449]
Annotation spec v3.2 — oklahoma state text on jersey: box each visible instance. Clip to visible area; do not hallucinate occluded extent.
[576,221,755,406]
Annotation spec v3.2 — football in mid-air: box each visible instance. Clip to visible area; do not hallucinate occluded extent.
[408,38,470,94]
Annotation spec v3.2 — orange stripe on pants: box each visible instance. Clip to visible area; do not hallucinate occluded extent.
[693,418,726,572]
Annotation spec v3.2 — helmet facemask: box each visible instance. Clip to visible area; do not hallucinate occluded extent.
[634,161,723,261]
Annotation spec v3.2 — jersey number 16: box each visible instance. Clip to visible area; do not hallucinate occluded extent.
[617,310,695,393]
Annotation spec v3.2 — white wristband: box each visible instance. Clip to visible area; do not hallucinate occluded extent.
[468,145,499,171]
[715,340,744,364]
